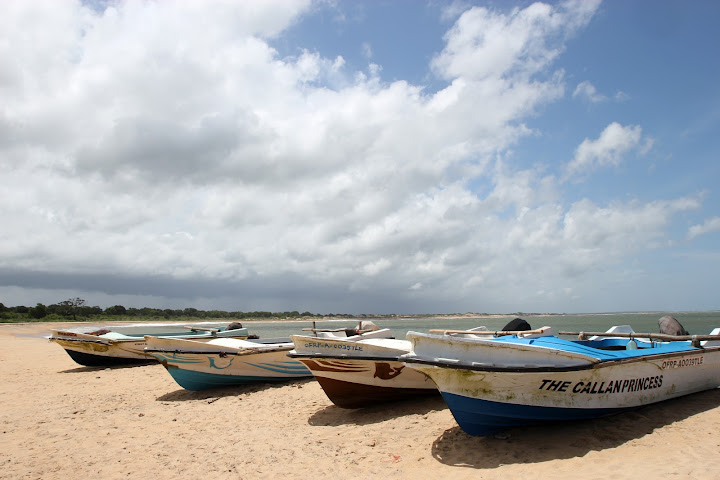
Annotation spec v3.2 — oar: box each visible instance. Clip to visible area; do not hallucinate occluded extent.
[302,327,347,332]
[429,328,549,336]
[301,327,377,334]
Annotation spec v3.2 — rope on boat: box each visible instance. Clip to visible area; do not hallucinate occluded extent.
[183,326,219,335]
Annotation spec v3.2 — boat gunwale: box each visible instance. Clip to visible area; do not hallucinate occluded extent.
[50,337,116,345]
[404,345,720,373]
[145,346,294,356]
[51,334,249,344]
[287,352,405,362]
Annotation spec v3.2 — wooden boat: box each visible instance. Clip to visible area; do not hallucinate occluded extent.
[288,321,438,408]
[404,318,720,436]
[49,322,250,367]
[144,335,312,390]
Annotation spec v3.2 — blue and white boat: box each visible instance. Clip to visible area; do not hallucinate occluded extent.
[403,319,720,436]
[144,335,312,390]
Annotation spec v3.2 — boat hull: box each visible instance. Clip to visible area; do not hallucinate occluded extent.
[149,348,311,390]
[63,348,155,367]
[439,392,634,436]
[297,358,437,408]
[52,337,155,365]
[290,334,437,408]
[407,332,720,436]
[50,324,250,366]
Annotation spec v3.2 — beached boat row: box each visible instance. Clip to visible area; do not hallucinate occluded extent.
[49,316,720,436]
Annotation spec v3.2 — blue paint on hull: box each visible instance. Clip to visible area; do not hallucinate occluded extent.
[441,392,636,436]
[164,366,310,391]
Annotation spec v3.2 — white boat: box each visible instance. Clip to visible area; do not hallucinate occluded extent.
[144,335,312,390]
[403,317,720,436]
[288,321,437,408]
[50,322,250,366]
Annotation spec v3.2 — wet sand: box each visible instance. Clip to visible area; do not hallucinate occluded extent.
[1,322,719,480]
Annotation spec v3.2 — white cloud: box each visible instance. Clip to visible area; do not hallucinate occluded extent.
[614,91,631,102]
[362,258,391,276]
[688,217,720,240]
[432,1,600,82]
[573,81,631,103]
[564,122,653,180]
[573,81,606,102]
[0,0,704,313]
[361,42,373,59]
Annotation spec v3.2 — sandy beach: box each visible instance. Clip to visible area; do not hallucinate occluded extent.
[1,322,719,480]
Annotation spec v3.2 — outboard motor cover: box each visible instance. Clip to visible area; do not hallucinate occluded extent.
[502,317,531,331]
[658,315,689,336]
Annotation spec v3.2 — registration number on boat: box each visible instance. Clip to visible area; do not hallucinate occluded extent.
[304,342,363,352]
[661,356,703,369]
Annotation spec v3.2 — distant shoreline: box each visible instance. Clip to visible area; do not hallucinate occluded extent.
[4,310,720,328]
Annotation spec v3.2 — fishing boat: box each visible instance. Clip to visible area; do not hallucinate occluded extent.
[50,322,251,367]
[288,321,438,408]
[144,335,312,390]
[403,316,720,436]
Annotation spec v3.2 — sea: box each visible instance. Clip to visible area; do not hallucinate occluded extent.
[242,311,720,339]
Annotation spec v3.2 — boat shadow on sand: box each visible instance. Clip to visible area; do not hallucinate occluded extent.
[155,378,314,402]
[431,388,720,469]
[58,362,154,373]
[308,394,447,427]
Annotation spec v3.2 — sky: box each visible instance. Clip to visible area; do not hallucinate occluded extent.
[1,0,719,315]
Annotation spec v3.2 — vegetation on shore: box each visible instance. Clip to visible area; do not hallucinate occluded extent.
[0,298,495,324]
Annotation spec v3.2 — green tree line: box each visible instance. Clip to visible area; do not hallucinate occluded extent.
[0,298,337,323]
